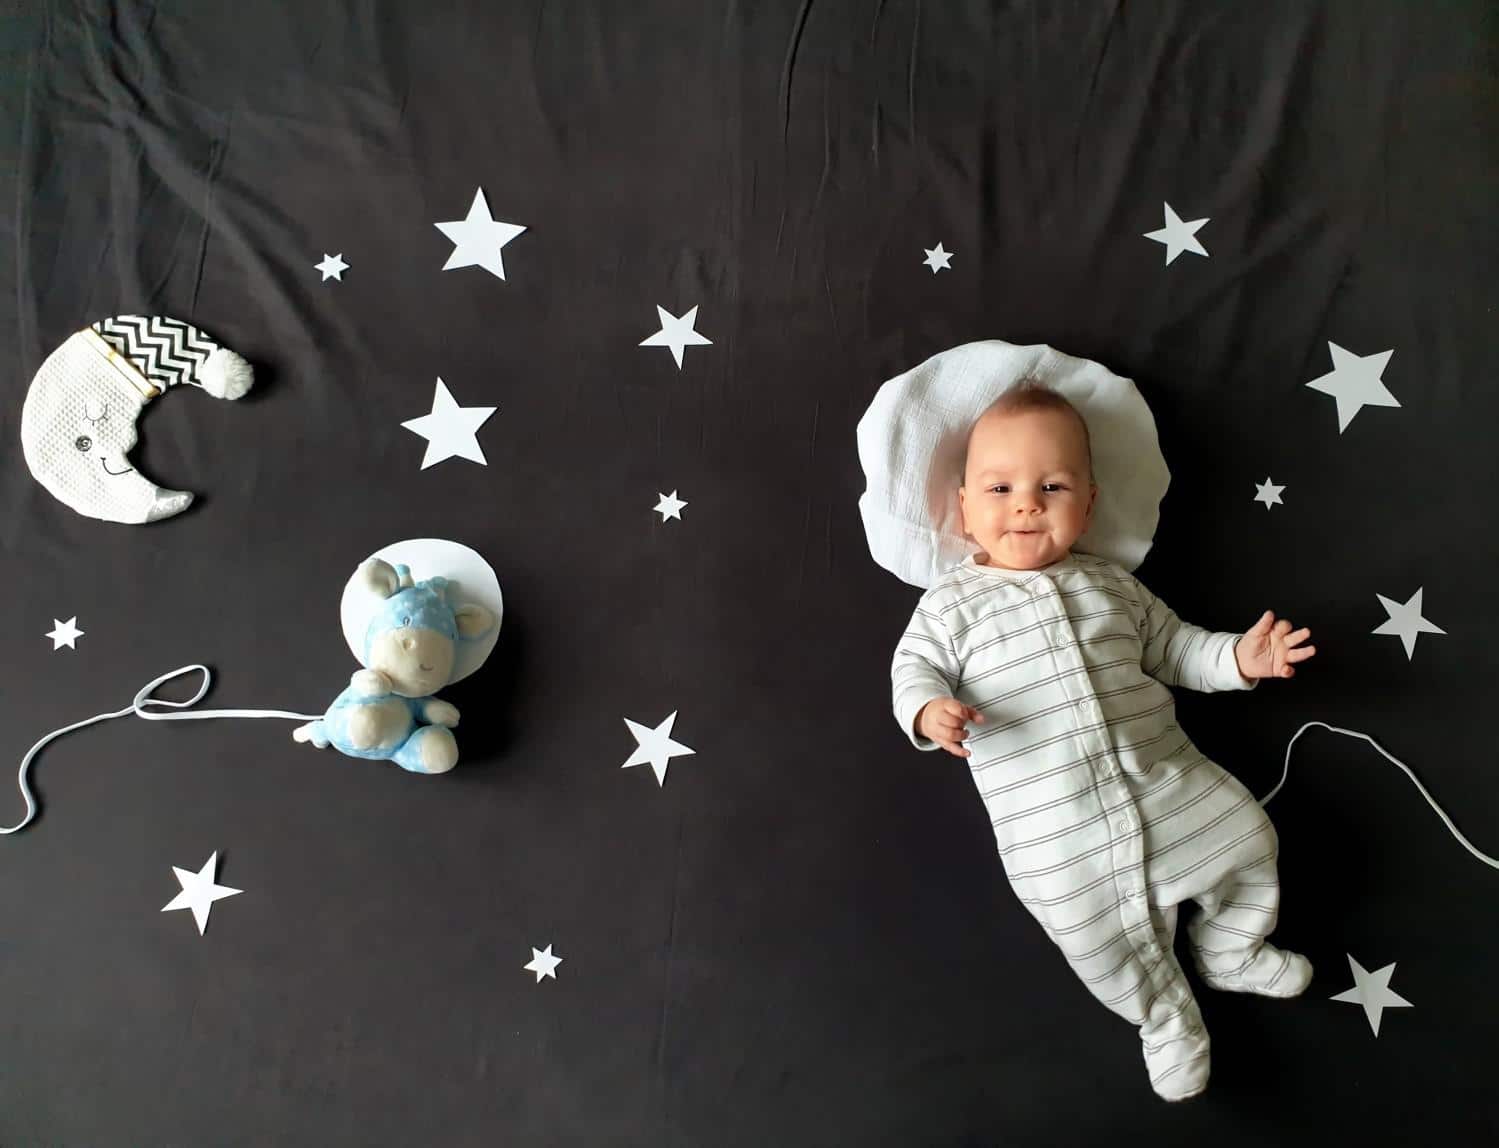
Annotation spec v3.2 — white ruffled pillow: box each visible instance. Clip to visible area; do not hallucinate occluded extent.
[856,339,1170,588]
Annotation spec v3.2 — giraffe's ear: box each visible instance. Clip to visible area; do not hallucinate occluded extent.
[453,602,494,640]
[358,559,401,600]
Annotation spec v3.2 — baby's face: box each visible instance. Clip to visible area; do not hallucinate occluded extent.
[959,408,1098,570]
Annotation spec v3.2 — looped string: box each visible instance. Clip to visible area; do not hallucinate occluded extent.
[1260,720,1498,871]
[2,665,323,836]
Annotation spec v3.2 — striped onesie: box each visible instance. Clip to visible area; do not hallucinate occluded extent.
[891,549,1300,1100]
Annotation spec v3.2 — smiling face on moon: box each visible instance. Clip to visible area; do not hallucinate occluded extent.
[21,336,192,524]
[19,318,252,525]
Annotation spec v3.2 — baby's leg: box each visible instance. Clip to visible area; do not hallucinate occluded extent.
[1020,887,1211,1102]
[1136,902,1212,1102]
[1185,850,1312,997]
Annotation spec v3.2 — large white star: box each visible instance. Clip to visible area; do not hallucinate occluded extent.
[315,253,349,281]
[524,944,563,983]
[161,851,243,936]
[1305,343,1400,433]
[1372,586,1445,660]
[47,616,84,650]
[434,188,527,281]
[654,489,688,522]
[1143,202,1209,264]
[401,378,497,469]
[639,305,712,369]
[922,243,953,273]
[1331,954,1413,1036]
[1253,477,1286,510]
[621,711,696,786]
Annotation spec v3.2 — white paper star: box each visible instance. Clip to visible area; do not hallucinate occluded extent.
[1304,343,1400,433]
[639,305,712,369]
[1143,202,1210,264]
[435,188,527,281]
[315,253,349,281]
[922,243,953,273]
[1331,954,1413,1036]
[401,378,497,469]
[654,490,688,522]
[46,616,84,650]
[161,851,243,936]
[621,711,696,786]
[1372,586,1446,660]
[524,944,563,983]
[1253,477,1286,510]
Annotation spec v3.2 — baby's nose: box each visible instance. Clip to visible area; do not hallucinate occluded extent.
[401,636,415,651]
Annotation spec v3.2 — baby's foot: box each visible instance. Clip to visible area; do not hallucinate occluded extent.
[1141,1027,1211,1103]
[1197,944,1312,999]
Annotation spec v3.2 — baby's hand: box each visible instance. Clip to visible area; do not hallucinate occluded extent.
[1235,610,1317,680]
[916,698,986,758]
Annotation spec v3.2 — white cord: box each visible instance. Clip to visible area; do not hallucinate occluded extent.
[1261,719,1499,871]
[2,665,323,836]
[7,674,1496,874]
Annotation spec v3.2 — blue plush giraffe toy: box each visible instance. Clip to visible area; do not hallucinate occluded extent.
[293,558,496,774]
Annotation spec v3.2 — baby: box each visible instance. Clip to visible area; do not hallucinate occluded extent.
[890,380,1317,1102]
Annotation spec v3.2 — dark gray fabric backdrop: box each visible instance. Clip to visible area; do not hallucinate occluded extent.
[2,1,1496,1143]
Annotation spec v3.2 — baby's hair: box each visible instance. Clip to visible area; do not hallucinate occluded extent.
[966,378,1094,481]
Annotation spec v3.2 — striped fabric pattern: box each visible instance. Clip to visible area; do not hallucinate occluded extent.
[891,550,1286,1092]
[91,315,218,392]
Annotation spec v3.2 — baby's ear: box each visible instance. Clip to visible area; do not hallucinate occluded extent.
[453,602,495,640]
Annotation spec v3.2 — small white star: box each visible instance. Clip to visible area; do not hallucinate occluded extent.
[46,616,84,650]
[315,253,349,281]
[621,711,696,786]
[1253,477,1286,510]
[1143,202,1210,264]
[1305,343,1400,433]
[654,490,688,522]
[434,188,527,281]
[922,243,953,273]
[524,944,563,983]
[1331,954,1413,1037]
[401,378,497,469]
[639,305,712,369]
[1372,586,1446,660]
[161,851,243,936]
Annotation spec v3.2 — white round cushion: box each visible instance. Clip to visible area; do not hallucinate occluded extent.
[856,339,1170,588]
[339,538,503,683]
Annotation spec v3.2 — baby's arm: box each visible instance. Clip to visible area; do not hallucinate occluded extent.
[891,598,966,751]
[1126,571,1258,693]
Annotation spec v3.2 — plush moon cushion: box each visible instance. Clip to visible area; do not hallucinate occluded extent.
[856,339,1171,589]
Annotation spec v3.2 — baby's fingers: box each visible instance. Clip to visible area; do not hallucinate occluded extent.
[939,699,984,725]
[937,737,972,759]
[936,717,970,741]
